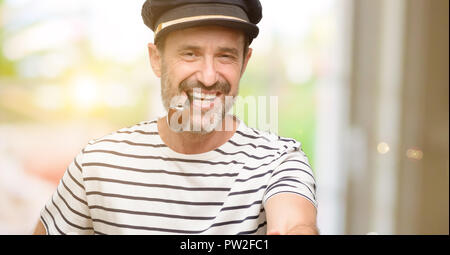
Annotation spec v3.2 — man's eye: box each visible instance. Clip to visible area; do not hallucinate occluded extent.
[219,54,237,61]
[182,52,195,57]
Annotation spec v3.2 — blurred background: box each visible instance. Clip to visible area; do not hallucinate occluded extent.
[0,0,448,234]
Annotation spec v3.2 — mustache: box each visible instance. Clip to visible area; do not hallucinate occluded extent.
[178,79,231,94]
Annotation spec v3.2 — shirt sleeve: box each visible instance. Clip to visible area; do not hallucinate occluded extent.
[262,143,317,208]
[39,150,94,235]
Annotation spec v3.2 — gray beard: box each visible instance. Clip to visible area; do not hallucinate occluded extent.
[160,69,237,134]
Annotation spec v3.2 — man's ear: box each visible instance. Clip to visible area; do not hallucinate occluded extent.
[240,48,253,77]
[148,43,162,78]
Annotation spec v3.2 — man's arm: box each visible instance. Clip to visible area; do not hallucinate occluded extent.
[265,193,318,235]
[33,220,46,235]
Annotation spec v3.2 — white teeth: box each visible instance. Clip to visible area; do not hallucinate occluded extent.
[203,94,216,100]
[193,91,202,99]
[190,91,217,101]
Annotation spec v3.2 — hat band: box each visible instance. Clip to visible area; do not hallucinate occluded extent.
[155,15,248,36]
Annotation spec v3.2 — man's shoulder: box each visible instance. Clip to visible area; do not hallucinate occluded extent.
[83,119,161,151]
[235,123,302,153]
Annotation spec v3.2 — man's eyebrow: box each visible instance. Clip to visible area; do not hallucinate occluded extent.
[217,47,239,56]
[177,45,200,53]
[177,45,201,52]
[176,45,240,56]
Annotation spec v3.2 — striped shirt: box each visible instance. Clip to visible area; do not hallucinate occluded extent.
[40,118,317,235]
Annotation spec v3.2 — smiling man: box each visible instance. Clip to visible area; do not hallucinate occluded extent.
[33,0,318,235]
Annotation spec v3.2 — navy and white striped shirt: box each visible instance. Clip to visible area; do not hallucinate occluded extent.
[40,118,317,234]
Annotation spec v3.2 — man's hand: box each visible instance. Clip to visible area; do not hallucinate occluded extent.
[265,193,318,235]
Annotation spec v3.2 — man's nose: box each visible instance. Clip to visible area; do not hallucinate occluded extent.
[196,57,219,87]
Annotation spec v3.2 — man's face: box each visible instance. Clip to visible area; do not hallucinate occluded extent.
[153,25,251,133]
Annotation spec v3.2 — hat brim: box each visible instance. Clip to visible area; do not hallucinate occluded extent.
[154,18,259,44]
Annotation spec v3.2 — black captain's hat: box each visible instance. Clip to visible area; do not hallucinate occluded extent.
[141,0,262,44]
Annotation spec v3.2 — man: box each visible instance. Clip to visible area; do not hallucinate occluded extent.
[33,0,318,235]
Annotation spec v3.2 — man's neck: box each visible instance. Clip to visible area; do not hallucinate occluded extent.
[157,115,238,154]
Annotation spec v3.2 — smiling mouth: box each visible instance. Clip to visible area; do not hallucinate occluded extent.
[186,89,222,103]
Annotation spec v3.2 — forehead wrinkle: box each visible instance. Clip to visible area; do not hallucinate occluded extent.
[167,26,244,50]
